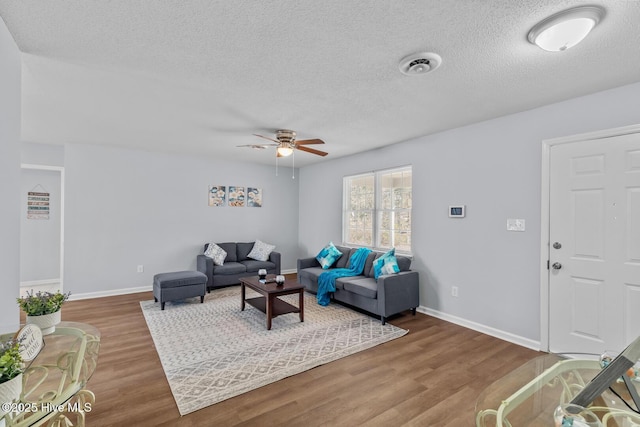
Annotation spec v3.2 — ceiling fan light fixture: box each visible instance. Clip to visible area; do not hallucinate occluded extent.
[528,6,605,52]
[277,145,294,157]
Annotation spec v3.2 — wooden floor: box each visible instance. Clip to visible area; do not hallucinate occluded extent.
[55,289,542,426]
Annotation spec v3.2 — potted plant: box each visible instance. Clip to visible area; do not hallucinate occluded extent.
[0,338,23,416]
[17,290,70,335]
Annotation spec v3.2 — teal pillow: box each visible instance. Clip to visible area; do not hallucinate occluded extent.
[373,248,400,280]
[316,242,343,269]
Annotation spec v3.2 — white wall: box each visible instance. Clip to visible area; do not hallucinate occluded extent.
[299,82,640,347]
[20,168,61,283]
[0,17,21,333]
[62,143,299,297]
[22,141,65,166]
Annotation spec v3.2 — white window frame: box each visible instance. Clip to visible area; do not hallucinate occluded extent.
[342,165,412,254]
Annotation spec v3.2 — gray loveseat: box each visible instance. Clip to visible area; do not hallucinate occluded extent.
[197,242,281,292]
[297,245,419,324]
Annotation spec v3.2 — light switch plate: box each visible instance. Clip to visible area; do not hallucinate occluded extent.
[507,219,525,231]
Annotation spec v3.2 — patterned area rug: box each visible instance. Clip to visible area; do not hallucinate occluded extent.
[140,287,408,415]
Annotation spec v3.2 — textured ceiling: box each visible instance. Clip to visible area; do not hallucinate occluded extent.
[1,0,640,166]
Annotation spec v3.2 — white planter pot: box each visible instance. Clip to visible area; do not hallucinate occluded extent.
[0,373,23,417]
[26,310,61,335]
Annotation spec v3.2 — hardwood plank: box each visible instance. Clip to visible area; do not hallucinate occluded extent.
[50,285,542,426]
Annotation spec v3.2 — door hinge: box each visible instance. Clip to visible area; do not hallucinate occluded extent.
[547,260,550,270]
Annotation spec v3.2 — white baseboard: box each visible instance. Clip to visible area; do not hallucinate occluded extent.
[69,285,153,301]
[417,306,541,351]
[20,279,61,288]
[55,270,298,300]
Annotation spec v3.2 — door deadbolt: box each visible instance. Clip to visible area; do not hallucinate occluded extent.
[552,262,562,270]
[553,242,562,249]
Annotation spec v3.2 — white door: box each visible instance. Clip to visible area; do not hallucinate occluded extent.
[549,132,640,354]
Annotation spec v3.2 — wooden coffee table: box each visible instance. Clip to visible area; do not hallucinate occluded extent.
[239,275,305,330]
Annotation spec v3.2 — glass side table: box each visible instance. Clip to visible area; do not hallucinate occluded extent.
[475,353,640,427]
[1,322,100,427]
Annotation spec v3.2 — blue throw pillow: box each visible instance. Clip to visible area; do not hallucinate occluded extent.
[373,248,400,280]
[316,242,343,269]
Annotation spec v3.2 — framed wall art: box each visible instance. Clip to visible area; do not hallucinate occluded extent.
[27,189,50,220]
[228,186,246,207]
[208,185,226,207]
[247,188,262,207]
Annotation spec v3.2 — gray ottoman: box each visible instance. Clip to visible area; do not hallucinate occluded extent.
[153,270,207,310]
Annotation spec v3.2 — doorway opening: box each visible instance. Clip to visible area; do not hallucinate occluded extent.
[20,164,65,296]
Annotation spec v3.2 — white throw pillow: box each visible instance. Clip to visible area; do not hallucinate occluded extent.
[247,240,275,262]
[204,243,227,266]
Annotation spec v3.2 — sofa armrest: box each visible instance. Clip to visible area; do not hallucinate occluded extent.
[297,257,320,282]
[269,251,282,275]
[196,254,213,289]
[377,271,420,317]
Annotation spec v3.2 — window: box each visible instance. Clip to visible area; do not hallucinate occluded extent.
[343,166,412,253]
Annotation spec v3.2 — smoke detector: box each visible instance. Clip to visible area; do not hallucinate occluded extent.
[399,52,442,76]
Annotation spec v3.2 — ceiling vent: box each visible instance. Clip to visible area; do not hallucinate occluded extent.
[399,52,442,76]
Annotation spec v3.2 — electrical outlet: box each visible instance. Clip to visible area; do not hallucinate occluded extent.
[451,286,458,297]
[137,265,144,273]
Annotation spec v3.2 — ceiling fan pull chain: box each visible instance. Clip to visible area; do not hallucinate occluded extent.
[275,154,279,176]
[292,151,295,179]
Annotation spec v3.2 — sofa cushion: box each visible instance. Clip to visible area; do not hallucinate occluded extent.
[342,278,378,299]
[396,255,411,272]
[237,242,255,261]
[367,252,383,278]
[154,271,207,288]
[298,267,324,281]
[334,276,358,291]
[334,245,352,268]
[247,239,276,262]
[341,248,359,269]
[316,242,343,269]
[204,243,227,266]
[212,262,246,275]
[217,242,237,262]
[373,248,400,280]
[241,259,276,273]
[361,252,378,278]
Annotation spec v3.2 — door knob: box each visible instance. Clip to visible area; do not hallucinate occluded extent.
[553,242,562,249]
[552,262,562,270]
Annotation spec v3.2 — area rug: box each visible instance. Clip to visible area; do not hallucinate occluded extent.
[140,287,408,415]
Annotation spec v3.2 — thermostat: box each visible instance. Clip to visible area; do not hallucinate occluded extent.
[449,205,466,218]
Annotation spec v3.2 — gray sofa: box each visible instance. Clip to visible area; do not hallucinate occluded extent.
[297,245,419,324]
[196,242,281,292]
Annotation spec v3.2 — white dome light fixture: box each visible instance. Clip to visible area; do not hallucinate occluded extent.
[277,144,294,157]
[528,6,605,52]
[399,52,442,76]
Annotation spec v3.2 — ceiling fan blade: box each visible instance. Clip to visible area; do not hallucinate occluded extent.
[296,145,328,156]
[295,138,325,145]
[236,144,276,149]
[253,133,280,144]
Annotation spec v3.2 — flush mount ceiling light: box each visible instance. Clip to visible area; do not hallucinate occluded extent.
[528,6,605,52]
[399,52,442,76]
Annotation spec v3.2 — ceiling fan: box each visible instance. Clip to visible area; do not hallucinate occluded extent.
[238,129,328,157]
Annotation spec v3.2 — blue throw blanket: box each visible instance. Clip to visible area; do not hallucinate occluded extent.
[317,247,372,306]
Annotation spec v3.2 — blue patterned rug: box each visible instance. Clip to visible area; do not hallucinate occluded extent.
[140,286,408,415]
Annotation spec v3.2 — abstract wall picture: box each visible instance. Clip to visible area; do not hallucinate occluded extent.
[208,185,226,207]
[228,186,246,207]
[27,191,50,220]
[247,188,262,207]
